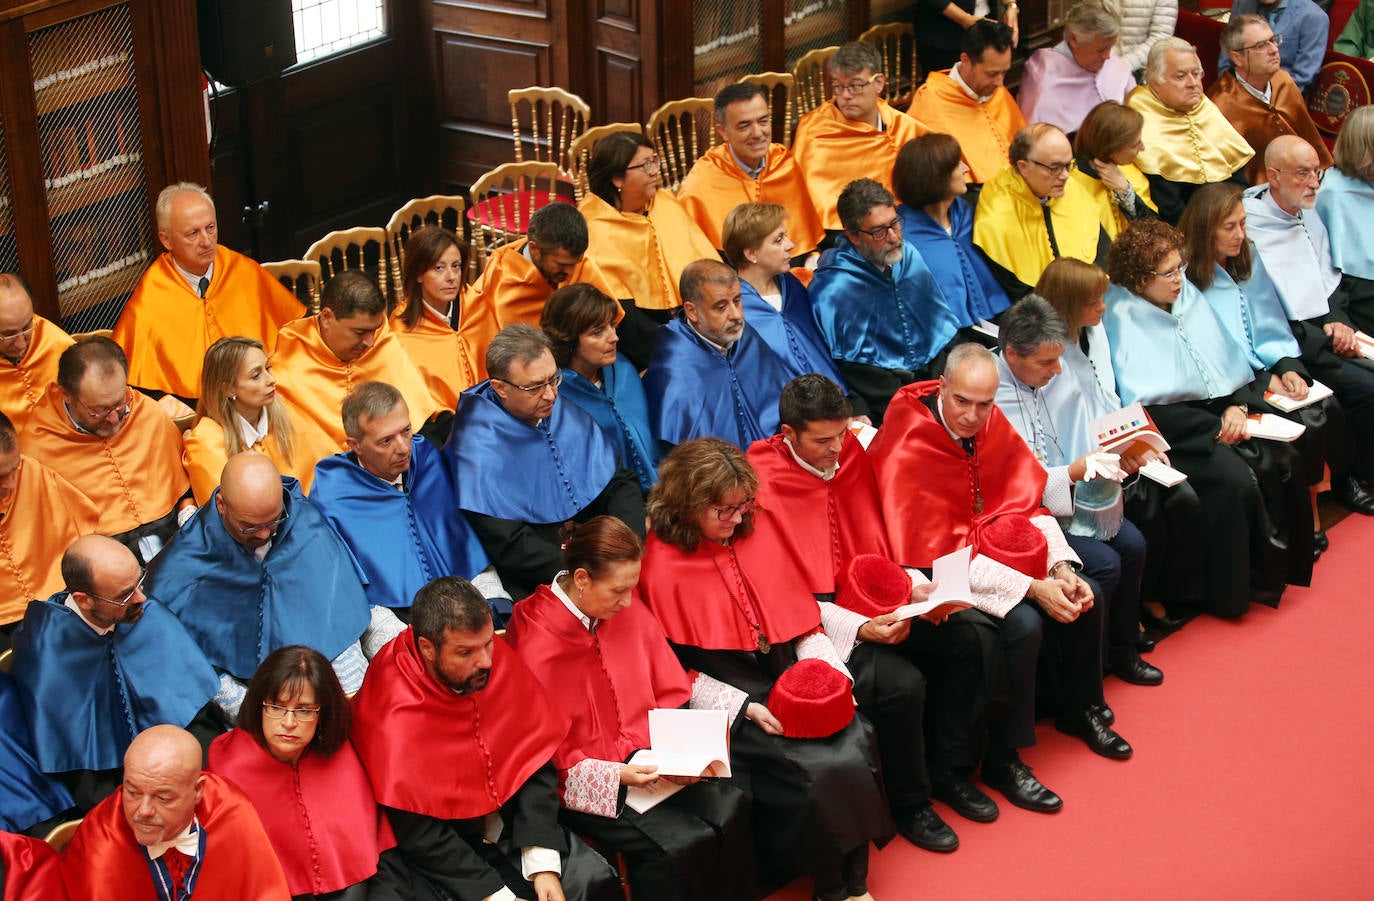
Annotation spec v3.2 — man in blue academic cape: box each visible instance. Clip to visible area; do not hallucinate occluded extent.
[10,535,223,812]
[0,672,77,835]
[810,178,963,424]
[310,381,512,622]
[443,324,646,599]
[643,259,798,451]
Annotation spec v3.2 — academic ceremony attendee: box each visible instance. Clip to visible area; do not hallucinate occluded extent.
[390,226,480,410]
[638,439,895,900]
[910,20,1027,187]
[1224,0,1329,93]
[643,259,796,451]
[914,0,1021,75]
[578,132,718,367]
[272,269,437,466]
[112,182,302,404]
[1319,106,1374,334]
[793,41,928,231]
[1335,0,1374,58]
[1017,2,1136,135]
[147,452,382,702]
[22,337,192,563]
[61,725,291,900]
[506,516,756,901]
[1071,101,1159,239]
[677,82,825,255]
[540,284,661,493]
[810,178,960,423]
[209,646,411,899]
[444,324,646,599]
[0,274,72,435]
[0,671,77,835]
[311,382,507,616]
[1209,14,1333,186]
[182,336,311,504]
[1102,0,1178,76]
[1127,38,1254,224]
[10,535,221,811]
[350,576,623,901]
[0,829,68,901]
[1104,219,1313,616]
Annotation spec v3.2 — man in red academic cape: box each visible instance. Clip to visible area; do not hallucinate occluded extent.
[350,575,622,901]
[867,345,1130,815]
[61,724,290,900]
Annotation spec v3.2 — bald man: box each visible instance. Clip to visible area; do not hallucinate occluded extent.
[0,274,73,435]
[62,725,289,899]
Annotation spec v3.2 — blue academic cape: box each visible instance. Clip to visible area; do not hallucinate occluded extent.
[1316,168,1374,281]
[809,236,960,371]
[147,477,371,680]
[10,597,219,773]
[739,272,847,388]
[643,315,793,449]
[899,200,1011,326]
[1201,254,1302,370]
[309,436,492,608]
[559,357,661,493]
[0,672,74,831]
[444,380,619,523]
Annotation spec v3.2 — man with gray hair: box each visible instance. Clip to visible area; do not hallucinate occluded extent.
[1017,2,1137,134]
[1223,0,1328,93]
[443,324,646,597]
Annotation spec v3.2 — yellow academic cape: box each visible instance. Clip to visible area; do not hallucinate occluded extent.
[677,143,827,253]
[578,191,718,311]
[1206,69,1332,186]
[1071,163,1158,239]
[21,384,188,536]
[0,454,99,625]
[974,165,1104,288]
[457,237,619,379]
[793,98,929,230]
[271,316,437,468]
[182,415,314,505]
[113,245,304,400]
[1127,85,1254,184]
[391,306,479,411]
[0,316,72,435]
[909,72,1027,184]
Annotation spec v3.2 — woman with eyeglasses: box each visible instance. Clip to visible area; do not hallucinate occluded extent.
[1103,219,1312,618]
[639,438,892,901]
[390,226,480,413]
[209,645,411,900]
[1071,101,1159,239]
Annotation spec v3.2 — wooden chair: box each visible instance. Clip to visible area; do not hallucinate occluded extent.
[68,328,113,342]
[304,227,390,297]
[44,818,82,851]
[385,195,468,292]
[737,71,794,147]
[646,97,718,194]
[508,86,591,178]
[859,22,917,109]
[466,161,563,274]
[569,122,644,202]
[261,259,322,314]
[792,45,839,120]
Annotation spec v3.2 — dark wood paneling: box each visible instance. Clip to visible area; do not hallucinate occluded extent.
[595,50,643,124]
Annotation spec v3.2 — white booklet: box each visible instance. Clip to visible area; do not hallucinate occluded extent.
[1355,331,1374,361]
[625,709,731,813]
[1139,459,1187,487]
[893,545,975,621]
[1245,412,1306,442]
[848,419,878,449]
[1263,379,1333,412]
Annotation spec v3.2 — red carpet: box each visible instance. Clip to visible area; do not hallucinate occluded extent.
[769,514,1374,900]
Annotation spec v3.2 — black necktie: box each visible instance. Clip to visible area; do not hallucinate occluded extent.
[198,276,209,298]
[960,437,975,455]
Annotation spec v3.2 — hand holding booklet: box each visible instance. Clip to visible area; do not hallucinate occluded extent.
[893,545,975,621]
[625,709,731,813]
[1263,379,1332,412]
[1244,412,1305,442]
[1089,403,1186,486]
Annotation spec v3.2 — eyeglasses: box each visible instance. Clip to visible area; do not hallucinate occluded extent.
[1025,158,1077,177]
[262,702,321,722]
[832,77,878,96]
[625,155,661,176]
[1274,166,1324,184]
[496,372,563,395]
[710,498,756,520]
[71,386,134,422]
[854,218,903,241]
[84,568,146,607]
[223,502,289,536]
[1151,262,1187,281]
[0,319,34,342]
[1240,33,1283,52]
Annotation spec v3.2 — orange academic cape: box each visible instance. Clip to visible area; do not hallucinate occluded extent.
[1,831,68,901]
[181,415,313,504]
[677,143,827,254]
[1206,69,1333,185]
[0,455,99,625]
[270,316,438,468]
[793,98,929,231]
[22,384,188,537]
[578,190,720,311]
[391,306,480,409]
[61,773,291,901]
[909,72,1028,185]
[0,316,73,436]
[113,245,304,400]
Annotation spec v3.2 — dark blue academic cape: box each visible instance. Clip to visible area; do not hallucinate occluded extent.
[739,273,847,388]
[444,380,619,522]
[643,316,793,449]
[559,357,661,493]
[310,436,492,608]
[0,672,74,831]
[899,199,1011,326]
[10,598,218,773]
[147,477,371,680]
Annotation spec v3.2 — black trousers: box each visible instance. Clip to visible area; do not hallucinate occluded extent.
[847,642,929,809]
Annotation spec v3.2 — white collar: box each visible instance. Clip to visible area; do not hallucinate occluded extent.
[234,408,270,448]
[949,63,990,104]
[550,572,594,632]
[172,259,214,295]
[1236,71,1272,104]
[782,435,839,481]
[934,393,971,446]
[145,818,201,861]
[64,595,116,636]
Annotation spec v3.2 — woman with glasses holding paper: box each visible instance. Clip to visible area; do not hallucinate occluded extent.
[505,515,754,901]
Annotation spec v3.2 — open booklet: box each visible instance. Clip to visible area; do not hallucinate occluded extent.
[892,545,975,621]
[1088,403,1187,487]
[1263,379,1333,412]
[1244,412,1306,442]
[625,709,731,813]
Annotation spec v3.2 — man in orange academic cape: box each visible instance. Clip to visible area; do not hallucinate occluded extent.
[793,41,929,232]
[61,725,290,901]
[112,183,303,404]
[0,274,73,436]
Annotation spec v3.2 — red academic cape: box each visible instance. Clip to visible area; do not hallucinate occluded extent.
[748,432,892,596]
[60,772,291,901]
[1,831,69,901]
[867,381,1048,568]
[209,729,396,897]
[506,586,692,771]
[637,531,821,652]
[350,629,569,821]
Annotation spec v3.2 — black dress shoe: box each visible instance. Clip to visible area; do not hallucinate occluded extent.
[894,802,958,852]
[1134,633,1157,653]
[1108,645,1164,686]
[980,759,1063,813]
[1141,609,1187,632]
[1315,530,1330,552]
[1331,474,1374,515]
[1091,702,1114,725]
[1055,707,1133,760]
[930,778,1000,823]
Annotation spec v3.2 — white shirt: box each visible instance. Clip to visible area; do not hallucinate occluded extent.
[549,573,594,632]
[172,260,214,296]
[144,818,201,861]
[234,408,270,449]
[782,435,839,481]
[949,62,992,104]
[64,596,115,636]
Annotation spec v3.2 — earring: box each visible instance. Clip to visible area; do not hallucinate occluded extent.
[229,395,237,400]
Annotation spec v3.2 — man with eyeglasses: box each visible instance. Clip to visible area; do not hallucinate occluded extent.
[1223,0,1329,93]
[10,535,223,812]
[0,274,73,436]
[22,337,193,563]
[1209,14,1332,186]
[794,41,929,232]
[444,324,646,598]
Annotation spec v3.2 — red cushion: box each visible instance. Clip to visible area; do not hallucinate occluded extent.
[465,193,571,233]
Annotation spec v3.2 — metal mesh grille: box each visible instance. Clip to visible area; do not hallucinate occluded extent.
[694,0,765,98]
[0,121,17,277]
[292,0,387,65]
[785,0,851,71]
[30,4,151,334]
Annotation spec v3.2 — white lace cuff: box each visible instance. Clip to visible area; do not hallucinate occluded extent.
[331,641,368,694]
[819,600,868,662]
[690,672,749,720]
[969,554,1032,618]
[562,758,623,818]
[361,605,406,658]
[1043,465,1074,517]
[1033,514,1081,571]
[471,564,510,601]
[213,673,248,719]
[796,630,853,683]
